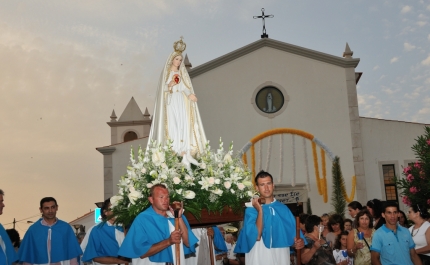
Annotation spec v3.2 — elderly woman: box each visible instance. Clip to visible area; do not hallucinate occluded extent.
[326,214,344,248]
[346,209,374,265]
[408,204,430,265]
[301,215,336,265]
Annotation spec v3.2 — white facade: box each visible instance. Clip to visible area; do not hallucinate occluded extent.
[360,117,428,212]
[95,38,428,214]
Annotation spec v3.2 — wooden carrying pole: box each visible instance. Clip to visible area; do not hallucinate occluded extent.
[208,228,215,265]
[172,202,181,265]
[295,202,303,265]
[174,209,180,265]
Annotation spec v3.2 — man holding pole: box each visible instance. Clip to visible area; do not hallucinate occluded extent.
[118,184,198,265]
[234,171,305,265]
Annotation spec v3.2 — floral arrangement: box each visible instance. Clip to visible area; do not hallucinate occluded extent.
[396,126,430,207]
[111,139,254,226]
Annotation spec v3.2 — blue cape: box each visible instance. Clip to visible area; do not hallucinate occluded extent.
[213,226,228,254]
[82,222,124,262]
[235,201,300,253]
[118,206,198,262]
[0,224,18,265]
[18,218,82,263]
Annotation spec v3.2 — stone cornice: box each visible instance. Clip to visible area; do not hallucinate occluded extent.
[107,120,151,127]
[189,38,360,78]
[96,147,116,155]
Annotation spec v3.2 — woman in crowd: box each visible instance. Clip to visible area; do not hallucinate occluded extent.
[326,214,344,248]
[408,204,430,265]
[399,210,409,228]
[299,213,310,235]
[344,219,353,232]
[321,213,330,238]
[346,209,374,265]
[333,231,353,265]
[301,215,336,265]
[347,201,363,219]
[366,198,385,229]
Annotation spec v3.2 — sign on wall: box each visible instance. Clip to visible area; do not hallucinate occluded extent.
[94,208,102,223]
[273,184,308,204]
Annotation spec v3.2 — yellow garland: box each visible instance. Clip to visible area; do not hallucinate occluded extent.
[321,148,328,203]
[244,128,355,204]
[242,152,248,167]
[312,142,322,195]
[250,128,314,144]
[341,175,356,203]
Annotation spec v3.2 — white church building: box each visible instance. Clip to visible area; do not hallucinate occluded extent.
[95,38,428,215]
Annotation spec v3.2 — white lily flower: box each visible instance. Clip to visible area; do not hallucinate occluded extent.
[184,190,196,199]
[152,149,165,166]
[128,187,142,205]
[237,183,245,190]
[173,177,181,184]
[223,153,232,163]
[110,195,122,207]
[211,188,223,195]
[224,181,231,189]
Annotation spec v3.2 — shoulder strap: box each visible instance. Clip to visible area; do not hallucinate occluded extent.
[357,230,371,249]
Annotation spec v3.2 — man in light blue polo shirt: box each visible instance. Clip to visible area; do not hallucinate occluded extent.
[370,201,422,265]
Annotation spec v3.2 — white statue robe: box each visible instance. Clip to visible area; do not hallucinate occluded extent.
[148,51,207,157]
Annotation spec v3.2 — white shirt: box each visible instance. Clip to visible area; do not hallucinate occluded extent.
[409,221,430,257]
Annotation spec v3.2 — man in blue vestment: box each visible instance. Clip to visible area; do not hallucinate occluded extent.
[118,184,198,265]
[81,197,128,264]
[235,170,305,265]
[18,197,82,265]
[0,189,18,265]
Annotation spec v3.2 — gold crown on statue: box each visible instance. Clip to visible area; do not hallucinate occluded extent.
[173,36,186,54]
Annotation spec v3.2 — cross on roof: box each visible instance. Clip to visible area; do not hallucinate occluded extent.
[253,8,274,39]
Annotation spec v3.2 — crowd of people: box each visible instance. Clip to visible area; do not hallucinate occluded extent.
[294,199,430,265]
[1,171,430,265]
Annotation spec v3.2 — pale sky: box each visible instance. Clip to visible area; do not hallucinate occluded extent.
[1,1,430,235]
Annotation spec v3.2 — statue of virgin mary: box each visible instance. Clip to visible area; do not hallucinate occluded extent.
[148,38,207,166]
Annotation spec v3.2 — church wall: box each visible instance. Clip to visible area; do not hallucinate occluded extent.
[191,46,357,214]
[115,125,144,144]
[359,117,427,211]
[109,138,149,198]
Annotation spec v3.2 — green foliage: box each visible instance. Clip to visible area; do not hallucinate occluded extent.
[396,126,430,207]
[307,197,312,215]
[331,156,346,217]
[111,139,254,227]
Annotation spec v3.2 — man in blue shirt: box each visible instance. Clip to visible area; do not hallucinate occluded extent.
[370,201,422,265]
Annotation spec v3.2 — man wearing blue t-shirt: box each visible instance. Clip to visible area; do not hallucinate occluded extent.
[370,201,422,265]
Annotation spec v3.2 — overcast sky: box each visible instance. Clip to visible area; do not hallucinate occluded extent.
[1,1,429,235]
